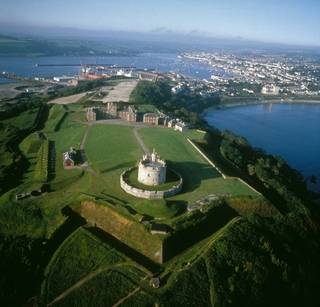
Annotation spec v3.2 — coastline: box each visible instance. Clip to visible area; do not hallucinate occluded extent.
[202,97,320,115]
[202,98,320,193]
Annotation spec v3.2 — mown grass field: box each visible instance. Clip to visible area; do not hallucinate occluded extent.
[84,124,257,220]
[83,125,185,220]
[139,127,257,203]
[85,124,142,172]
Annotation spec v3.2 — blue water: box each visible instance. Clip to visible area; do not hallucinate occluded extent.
[0,53,221,80]
[205,103,320,189]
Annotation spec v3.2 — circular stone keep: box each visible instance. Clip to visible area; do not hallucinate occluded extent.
[120,167,183,199]
[138,150,166,186]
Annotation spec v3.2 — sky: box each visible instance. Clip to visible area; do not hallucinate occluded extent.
[0,0,319,46]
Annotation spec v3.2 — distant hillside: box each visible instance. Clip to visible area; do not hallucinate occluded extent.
[0,34,138,57]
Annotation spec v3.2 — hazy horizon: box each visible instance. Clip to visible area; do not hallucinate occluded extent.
[1,0,319,48]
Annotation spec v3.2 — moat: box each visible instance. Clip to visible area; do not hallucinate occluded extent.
[204,102,320,191]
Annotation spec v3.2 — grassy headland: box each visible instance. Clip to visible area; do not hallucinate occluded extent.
[0,78,319,307]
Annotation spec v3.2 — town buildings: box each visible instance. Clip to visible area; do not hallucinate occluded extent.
[181,51,320,97]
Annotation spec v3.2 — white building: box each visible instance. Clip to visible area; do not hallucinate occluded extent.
[171,84,184,94]
[174,122,187,132]
[167,119,176,128]
[261,84,280,95]
[53,76,74,83]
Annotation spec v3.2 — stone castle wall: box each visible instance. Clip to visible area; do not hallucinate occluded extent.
[138,163,166,186]
[120,168,183,199]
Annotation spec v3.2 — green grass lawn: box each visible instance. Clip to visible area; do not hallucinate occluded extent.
[17,106,87,192]
[85,124,142,172]
[139,127,257,204]
[0,105,89,238]
[0,103,259,239]
[84,125,183,219]
[65,104,87,124]
[83,124,257,220]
